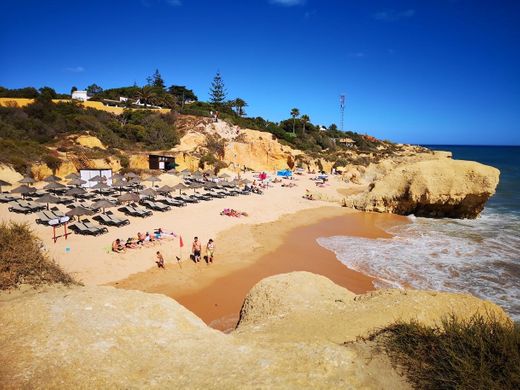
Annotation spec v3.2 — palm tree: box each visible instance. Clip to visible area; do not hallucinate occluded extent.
[136,86,156,107]
[301,114,310,134]
[234,98,248,117]
[290,108,300,134]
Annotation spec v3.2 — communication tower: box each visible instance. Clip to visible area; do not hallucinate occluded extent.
[339,94,346,131]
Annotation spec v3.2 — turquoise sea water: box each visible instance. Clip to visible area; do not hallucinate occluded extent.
[318,146,520,320]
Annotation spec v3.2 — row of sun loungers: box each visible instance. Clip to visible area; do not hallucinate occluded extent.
[8,200,46,214]
[93,212,130,227]
[69,219,108,236]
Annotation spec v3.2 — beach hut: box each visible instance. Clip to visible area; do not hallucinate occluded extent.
[148,154,177,171]
[79,168,112,188]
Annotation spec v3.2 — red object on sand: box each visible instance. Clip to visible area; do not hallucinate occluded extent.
[179,235,184,248]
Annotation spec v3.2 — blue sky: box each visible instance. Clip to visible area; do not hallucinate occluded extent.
[0,0,519,145]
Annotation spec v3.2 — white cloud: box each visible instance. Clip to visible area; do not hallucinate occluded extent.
[373,9,415,22]
[270,0,306,7]
[65,66,85,73]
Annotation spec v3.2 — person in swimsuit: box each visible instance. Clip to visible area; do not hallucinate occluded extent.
[192,236,201,262]
[112,239,125,253]
[206,239,215,263]
[155,251,165,268]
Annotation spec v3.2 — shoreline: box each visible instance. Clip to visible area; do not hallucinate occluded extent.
[114,207,409,331]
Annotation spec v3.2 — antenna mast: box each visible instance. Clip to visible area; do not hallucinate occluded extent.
[339,94,346,131]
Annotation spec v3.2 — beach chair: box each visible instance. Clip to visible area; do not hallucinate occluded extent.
[81,219,109,235]
[8,203,32,214]
[174,195,199,203]
[0,194,17,203]
[158,197,186,207]
[127,204,153,218]
[95,213,130,227]
[141,199,171,212]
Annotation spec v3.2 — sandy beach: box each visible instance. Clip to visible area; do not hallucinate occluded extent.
[0,172,407,330]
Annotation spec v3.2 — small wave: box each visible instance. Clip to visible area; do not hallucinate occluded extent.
[317,210,520,320]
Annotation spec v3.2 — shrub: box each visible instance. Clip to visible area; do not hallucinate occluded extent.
[368,314,520,389]
[43,154,62,173]
[0,222,78,289]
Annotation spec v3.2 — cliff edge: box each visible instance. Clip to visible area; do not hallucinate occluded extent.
[0,272,509,389]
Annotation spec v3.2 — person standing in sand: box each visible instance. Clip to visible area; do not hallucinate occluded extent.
[206,239,215,263]
[192,236,201,263]
[155,251,165,268]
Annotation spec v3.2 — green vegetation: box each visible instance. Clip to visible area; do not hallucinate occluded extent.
[0,222,77,289]
[368,314,520,389]
[209,71,227,106]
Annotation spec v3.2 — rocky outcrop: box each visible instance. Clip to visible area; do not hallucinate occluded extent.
[346,159,500,218]
[0,272,509,389]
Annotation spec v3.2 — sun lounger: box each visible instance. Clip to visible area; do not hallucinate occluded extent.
[118,205,152,218]
[8,203,32,214]
[158,197,186,207]
[174,195,199,203]
[81,219,109,234]
[94,213,130,227]
[0,194,17,203]
[69,222,104,236]
[140,199,171,212]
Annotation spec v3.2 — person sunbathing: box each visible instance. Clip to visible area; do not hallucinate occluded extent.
[125,238,139,249]
[112,239,126,253]
[137,232,146,245]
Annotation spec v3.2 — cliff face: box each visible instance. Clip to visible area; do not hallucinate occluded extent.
[0,272,509,389]
[346,158,500,218]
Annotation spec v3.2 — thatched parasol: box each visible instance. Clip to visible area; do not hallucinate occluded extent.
[89,175,106,182]
[140,188,157,198]
[65,173,79,180]
[43,175,63,182]
[0,179,12,192]
[11,185,37,196]
[172,183,189,194]
[91,182,110,190]
[157,185,174,193]
[112,173,124,181]
[91,199,116,213]
[66,206,93,218]
[125,172,139,179]
[65,187,86,198]
[35,193,61,210]
[145,175,162,184]
[118,192,140,203]
[19,176,35,184]
[68,178,87,186]
[44,181,66,191]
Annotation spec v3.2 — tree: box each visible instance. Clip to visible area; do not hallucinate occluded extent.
[290,108,300,134]
[209,71,227,106]
[70,86,78,95]
[301,114,310,134]
[168,85,198,107]
[149,69,165,91]
[233,98,248,117]
[38,87,57,101]
[136,86,156,107]
[86,83,103,96]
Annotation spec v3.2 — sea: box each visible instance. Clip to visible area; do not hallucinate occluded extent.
[318,146,520,321]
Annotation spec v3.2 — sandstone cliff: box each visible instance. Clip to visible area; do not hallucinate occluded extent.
[0,272,508,389]
[345,158,500,218]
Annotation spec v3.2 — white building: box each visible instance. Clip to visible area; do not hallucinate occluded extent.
[71,90,90,101]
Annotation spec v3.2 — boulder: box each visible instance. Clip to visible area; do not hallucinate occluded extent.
[346,159,500,218]
[0,273,509,388]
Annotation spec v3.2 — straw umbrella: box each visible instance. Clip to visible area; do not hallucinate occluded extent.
[65,173,79,180]
[65,187,86,200]
[68,178,87,187]
[19,176,35,184]
[140,188,157,198]
[35,193,61,210]
[112,173,124,181]
[89,175,107,182]
[157,185,174,194]
[43,175,62,182]
[0,179,11,193]
[11,185,37,197]
[91,182,110,194]
[91,199,116,213]
[125,172,139,179]
[44,182,66,191]
[172,182,189,194]
[118,192,140,203]
[145,175,162,185]
[66,206,94,220]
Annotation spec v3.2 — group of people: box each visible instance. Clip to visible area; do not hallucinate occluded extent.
[220,208,248,217]
[191,236,215,264]
[112,229,176,253]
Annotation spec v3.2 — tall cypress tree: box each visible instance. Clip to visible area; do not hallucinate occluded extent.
[209,71,227,106]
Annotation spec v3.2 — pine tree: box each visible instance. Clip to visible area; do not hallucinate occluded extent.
[151,69,165,91]
[209,71,227,106]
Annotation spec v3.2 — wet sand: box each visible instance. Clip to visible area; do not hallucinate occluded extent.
[115,208,408,332]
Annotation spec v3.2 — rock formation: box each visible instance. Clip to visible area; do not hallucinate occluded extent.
[346,159,500,218]
[0,272,509,388]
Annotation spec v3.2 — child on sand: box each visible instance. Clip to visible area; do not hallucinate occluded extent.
[155,251,165,268]
[112,239,125,253]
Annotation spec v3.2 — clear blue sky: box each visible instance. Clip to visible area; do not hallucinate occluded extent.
[1,0,519,145]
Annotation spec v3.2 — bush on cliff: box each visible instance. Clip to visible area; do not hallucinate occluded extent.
[0,222,77,289]
[369,314,520,389]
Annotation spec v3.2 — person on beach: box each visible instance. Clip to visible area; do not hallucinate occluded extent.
[112,239,125,253]
[192,236,201,262]
[155,251,165,268]
[206,239,215,263]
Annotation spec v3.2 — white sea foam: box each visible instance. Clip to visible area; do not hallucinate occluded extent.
[317,210,520,320]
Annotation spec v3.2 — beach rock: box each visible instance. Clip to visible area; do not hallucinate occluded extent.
[346,159,500,218]
[1,273,509,388]
[75,135,106,149]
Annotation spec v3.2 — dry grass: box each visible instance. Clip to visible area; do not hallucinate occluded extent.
[0,221,78,289]
[368,314,520,389]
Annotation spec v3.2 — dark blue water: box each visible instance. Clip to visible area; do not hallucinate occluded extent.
[426,145,520,215]
[318,146,520,320]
